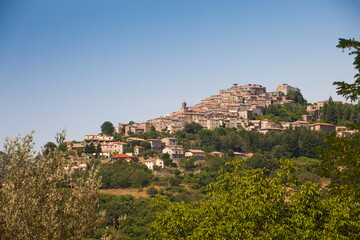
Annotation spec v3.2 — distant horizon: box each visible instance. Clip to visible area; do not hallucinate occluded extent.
[1,0,359,151]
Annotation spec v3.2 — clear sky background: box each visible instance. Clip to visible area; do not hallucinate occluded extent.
[0,0,359,151]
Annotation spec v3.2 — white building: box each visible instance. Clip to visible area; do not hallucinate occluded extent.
[141,158,164,170]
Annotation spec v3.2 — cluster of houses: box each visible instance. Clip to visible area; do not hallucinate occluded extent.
[110,83,356,137]
[63,83,358,171]
[115,83,298,135]
[64,135,255,171]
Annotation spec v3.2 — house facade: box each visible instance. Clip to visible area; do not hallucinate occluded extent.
[185,149,205,160]
[141,158,164,170]
[162,146,184,161]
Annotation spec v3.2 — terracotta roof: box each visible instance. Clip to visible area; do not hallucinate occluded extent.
[134,146,145,149]
[112,154,136,159]
[147,139,161,141]
[114,142,128,145]
[309,123,336,127]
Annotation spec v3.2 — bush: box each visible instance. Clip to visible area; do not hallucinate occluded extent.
[146,187,158,198]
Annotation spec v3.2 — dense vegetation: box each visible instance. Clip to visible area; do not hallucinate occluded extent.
[94,194,157,240]
[255,102,307,122]
[320,97,360,127]
[175,124,325,158]
[150,159,360,239]
[99,161,154,188]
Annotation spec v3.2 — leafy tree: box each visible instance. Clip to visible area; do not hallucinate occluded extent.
[58,143,68,152]
[316,38,360,201]
[184,122,203,134]
[97,194,157,239]
[142,150,156,159]
[227,149,234,157]
[246,152,279,176]
[287,88,307,104]
[101,121,115,136]
[124,146,134,153]
[255,103,307,122]
[113,133,123,141]
[96,143,102,158]
[76,147,84,157]
[140,141,151,150]
[43,141,57,157]
[147,187,158,198]
[149,159,360,239]
[333,38,360,102]
[85,142,96,154]
[0,131,104,239]
[161,153,174,167]
[178,157,196,170]
[317,133,360,201]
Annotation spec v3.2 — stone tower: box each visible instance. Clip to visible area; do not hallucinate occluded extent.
[182,101,187,112]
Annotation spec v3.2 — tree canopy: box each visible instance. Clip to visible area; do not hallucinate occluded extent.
[333,38,360,102]
[150,159,360,239]
[101,121,115,136]
[0,131,104,239]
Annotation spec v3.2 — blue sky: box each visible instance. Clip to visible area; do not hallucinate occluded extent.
[0,0,359,150]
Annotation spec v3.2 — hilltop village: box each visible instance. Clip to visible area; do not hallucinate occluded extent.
[64,83,357,171]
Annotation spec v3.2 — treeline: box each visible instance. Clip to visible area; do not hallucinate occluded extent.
[320,97,360,127]
[175,123,325,158]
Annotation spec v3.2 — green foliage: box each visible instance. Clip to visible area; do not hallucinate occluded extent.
[200,155,229,173]
[168,176,181,186]
[97,194,157,239]
[333,38,360,102]
[76,147,84,157]
[146,187,158,198]
[245,152,280,175]
[183,171,218,194]
[113,132,123,141]
[178,157,196,170]
[179,126,324,159]
[85,142,96,154]
[0,131,104,240]
[140,141,151,150]
[149,159,360,239]
[101,121,115,136]
[287,88,307,104]
[58,142,67,152]
[99,161,154,188]
[317,133,360,201]
[142,150,156,159]
[320,98,360,126]
[153,165,162,171]
[161,153,174,167]
[124,146,134,153]
[184,122,203,134]
[96,143,102,158]
[43,141,57,157]
[255,103,307,122]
